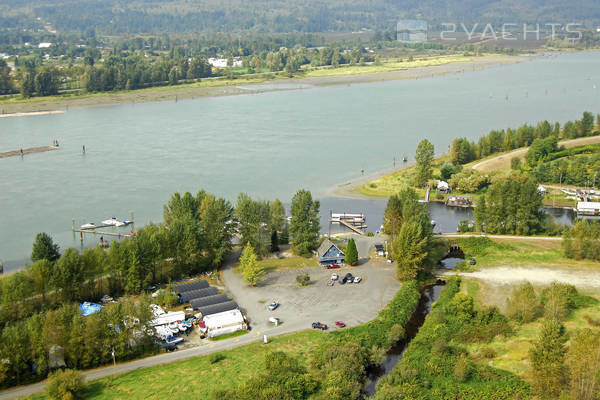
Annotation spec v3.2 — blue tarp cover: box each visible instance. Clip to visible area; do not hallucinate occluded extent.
[80,302,102,316]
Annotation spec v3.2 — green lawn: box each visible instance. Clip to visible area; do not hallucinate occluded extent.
[255,255,319,272]
[27,330,328,400]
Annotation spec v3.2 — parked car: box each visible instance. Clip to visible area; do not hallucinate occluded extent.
[326,263,340,269]
[331,273,338,280]
[312,322,328,330]
[344,273,354,282]
[335,321,346,328]
[165,336,184,345]
[268,301,279,311]
[339,277,347,284]
[353,276,362,283]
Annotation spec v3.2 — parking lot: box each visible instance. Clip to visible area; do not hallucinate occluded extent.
[222,236,401,335]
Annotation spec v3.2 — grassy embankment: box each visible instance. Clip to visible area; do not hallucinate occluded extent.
[360,135,600,207]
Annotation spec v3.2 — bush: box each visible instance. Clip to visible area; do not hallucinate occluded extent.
[480,346,497,359]
[440,162,461,180]
[209,353,226,364]
[296,272,310,286]
[46,369,86,400]
[448,169,488,193]
[506,282,541,323]
[457,220,475,233]
[510,156,522,170]
[386,324,406,347]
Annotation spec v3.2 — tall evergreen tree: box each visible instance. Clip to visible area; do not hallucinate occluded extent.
[289,189,320,257]
[345,238,358,266]
[392,221,429,280]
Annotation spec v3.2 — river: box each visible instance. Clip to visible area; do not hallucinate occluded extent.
[1,51,599,270]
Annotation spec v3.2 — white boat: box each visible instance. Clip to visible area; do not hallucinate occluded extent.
[178,323,187,333]
[102,217,120,226]
[168,322,180,334]
[80,222,96,229]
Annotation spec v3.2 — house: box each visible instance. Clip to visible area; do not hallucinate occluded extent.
[576,201,600,216]
[437,180,450,194]
[203,309,245,338]
[318,239,345,265]
[446,196,471,207]
[538,185,547,195]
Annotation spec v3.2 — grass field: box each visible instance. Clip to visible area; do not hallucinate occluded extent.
[255,254,320,272]
[27,330,328,400]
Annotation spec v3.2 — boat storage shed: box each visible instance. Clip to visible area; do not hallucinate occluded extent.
[195,301,238,316]
[179,287,219,303]
[189,294,230,310]
[174,280,209,294]
[203,309,245,338]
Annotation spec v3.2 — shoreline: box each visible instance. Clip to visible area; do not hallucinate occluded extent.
[0,54,528,115]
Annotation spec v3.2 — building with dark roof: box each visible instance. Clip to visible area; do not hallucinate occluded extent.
[317,239,345,265]
[195,301,238,316]
[189,294,230,310]
[179,287,219,303]
[173,280,209,294]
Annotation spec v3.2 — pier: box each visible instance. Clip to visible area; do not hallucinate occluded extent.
[329,211,367,235]
[0,146,59,159]
[72,213,136,242]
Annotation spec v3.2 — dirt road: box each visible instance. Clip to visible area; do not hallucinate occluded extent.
[471,135,600,172]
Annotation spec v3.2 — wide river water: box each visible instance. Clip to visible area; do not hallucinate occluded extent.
[1,51,599,270]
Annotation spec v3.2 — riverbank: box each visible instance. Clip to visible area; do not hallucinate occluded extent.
[0,54,525,115]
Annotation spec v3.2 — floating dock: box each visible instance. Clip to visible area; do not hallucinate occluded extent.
[0,146,59,159]
[72,213,136,241]
[329,211,367,235]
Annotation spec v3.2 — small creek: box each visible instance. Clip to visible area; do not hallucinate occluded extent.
[363,284,445,397]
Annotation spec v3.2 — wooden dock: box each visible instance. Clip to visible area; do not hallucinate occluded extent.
[72,213,136,241]
[0,146,59,159]
[337,219,367,235]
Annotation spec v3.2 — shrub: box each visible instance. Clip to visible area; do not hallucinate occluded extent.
[296,272,310,286]
[440,162,461,180]
[45,369,86,400]
[457,220,475,233]
[209,353,225,364]
[506,282,541,323]
[386,324,406,347]
[480,346,497,359]
[448,169,488,193]
[510,156,522,170]
[453,355,471,382]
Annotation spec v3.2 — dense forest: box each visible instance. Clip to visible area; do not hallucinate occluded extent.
[1,0,600,35]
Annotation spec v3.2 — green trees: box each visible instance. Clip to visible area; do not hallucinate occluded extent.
[475,174,544,235]
[31,232,60,263]
[582,111,595,136]
[0,60,13,95]
[239,242,265,286]
[529,319,568,399]
[199,194,234,267]
[45,369,86,400]
[235,193,271,256]
[450,138,476,165]
[448,168,487,192]
[52,248,85,302]
[524,135,558,166]
[563,219,600,260]
[392,221,429,280]
[382,187,425,237]
[289,189,320,257]
[506,282,541,323]
[567,329,600,400]
[414,139,434,187]
[345,238,358,266]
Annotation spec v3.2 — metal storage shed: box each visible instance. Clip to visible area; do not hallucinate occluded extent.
[179,287,219,303]
[190,294,230,310]
[195,301,238,315]
[173,280,209,294]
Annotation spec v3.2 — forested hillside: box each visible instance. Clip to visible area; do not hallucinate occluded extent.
[1,0,599,34]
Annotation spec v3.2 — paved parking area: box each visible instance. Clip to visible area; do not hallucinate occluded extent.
[223,236,401,335]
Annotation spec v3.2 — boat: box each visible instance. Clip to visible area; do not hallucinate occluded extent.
[178,323,188,333]
[101,217,120,226]
[168,322,180,334]
[80,222,96,229]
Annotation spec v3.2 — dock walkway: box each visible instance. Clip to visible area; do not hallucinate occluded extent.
[0,146,59,159]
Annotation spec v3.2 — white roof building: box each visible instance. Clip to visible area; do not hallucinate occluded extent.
[38,42,52,48]
[203,309,245,338]
[150,311,185,327]
[576,201,600,216]
[437,180,450,191]
[538,185,547,194]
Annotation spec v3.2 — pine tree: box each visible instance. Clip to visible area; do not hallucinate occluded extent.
[289,189,320,257]
[392,221,429,280]
[345,238,358,266]
[414,139,434,187]
[31,232,60,262]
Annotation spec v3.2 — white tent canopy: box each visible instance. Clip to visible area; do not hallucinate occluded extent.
[150,311,185,327]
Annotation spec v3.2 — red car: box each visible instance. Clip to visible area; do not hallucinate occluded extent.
[326,264,340,269]
[335,321,346,328]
